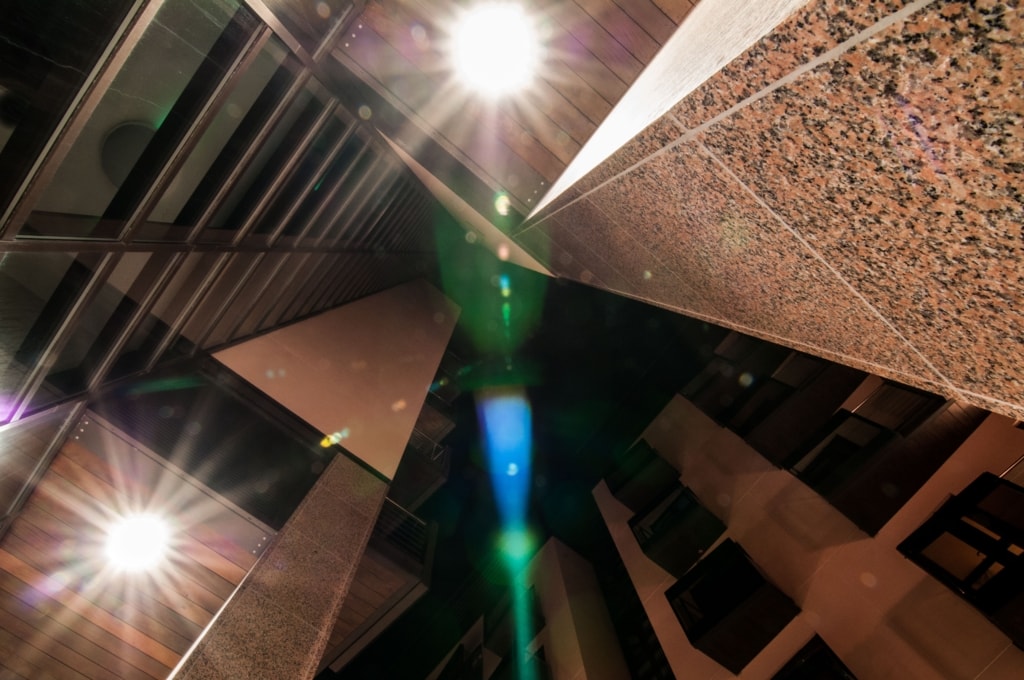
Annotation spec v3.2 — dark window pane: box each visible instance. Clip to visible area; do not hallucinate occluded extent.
[22,0,246,239]
[0,0,135,213]
[251,117,352,236]
[204,79,330,236]
[137,37,291,241]
[30,252,173,409]
[93,361,335,530]
[263,0,354,54]
[0,403,74,517]
[107,251,223,380]
[0,252,102,421]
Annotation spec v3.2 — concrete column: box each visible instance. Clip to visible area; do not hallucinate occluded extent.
[171,454,386,678]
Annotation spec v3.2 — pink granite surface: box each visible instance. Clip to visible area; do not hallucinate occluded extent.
[702,0,1024,410]
[173,456,386,680]
[518,0,1024,418]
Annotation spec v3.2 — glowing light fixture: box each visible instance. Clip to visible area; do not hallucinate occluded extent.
[451,3,540,98]
[106,514,170,572]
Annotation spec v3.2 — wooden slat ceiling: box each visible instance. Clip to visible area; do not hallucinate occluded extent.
[0,419,262,680]
[322,545,415,659]
[334,0,697,216]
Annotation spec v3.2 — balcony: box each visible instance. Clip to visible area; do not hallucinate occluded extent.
[899,472,1024,649]
[605,439,679,514]
[665,539,799,674]
[629,484,725,579]
[320,498,436,672]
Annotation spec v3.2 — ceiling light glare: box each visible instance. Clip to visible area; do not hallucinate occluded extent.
[106,514,170,572]
[452,3,540,98]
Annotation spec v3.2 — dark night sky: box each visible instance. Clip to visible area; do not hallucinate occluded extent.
[325,227,722,678]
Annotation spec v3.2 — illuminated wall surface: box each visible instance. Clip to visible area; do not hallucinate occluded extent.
[215,279,460,479]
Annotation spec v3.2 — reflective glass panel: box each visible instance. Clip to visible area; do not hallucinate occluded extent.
[139,37,291,241]
[0,0,135,213]
[0,252,101,421]
[30,252,173,410]
[23,0,245,239]
[0,403,74,517]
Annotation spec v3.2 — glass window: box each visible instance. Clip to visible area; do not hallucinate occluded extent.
[232,253,304,338]
[180,252,260,345]
[0,403,75,519]
[259,253,327,330]
[106,251,224,380]
[263,0,353,55]
[138,37,291,241]
[317,153,397,244]
[22,0,251,240]
[29,252,174,411]
[0,0,135,215]
[251,116,352,237]
[202,253,287,348]
[202,79,331,238]
[0,252,102,421]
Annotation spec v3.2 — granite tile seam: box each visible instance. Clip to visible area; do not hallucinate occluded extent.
[512,222,605,286]
[973,643,1014,680]
[624,283,953,397]
[953,389,1024,423]
[583,195,692,291]
[699,141,959,395]
[534,0,938,226]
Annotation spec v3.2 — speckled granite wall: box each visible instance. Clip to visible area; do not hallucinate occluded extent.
[171,455,386,679]
[517,0,1024,419]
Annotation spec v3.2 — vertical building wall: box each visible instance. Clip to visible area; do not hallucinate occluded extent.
[599,395,1024,679]
[527,539,630,680]
[518,0,1024,424]
[174,280,459,678]
[215,279,460,479]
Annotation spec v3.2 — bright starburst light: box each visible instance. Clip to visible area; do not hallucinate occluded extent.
[105,513,171,572]
[451,3,540,98]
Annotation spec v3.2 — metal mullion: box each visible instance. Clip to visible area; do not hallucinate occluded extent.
[303,252,352,316]
[370,189,417,248]
[344,176,407,248]
[350,257,381,299]
[399,202,433,249]
[0,0,165,238]
[252,252,318,330]
[230,100,340,245]
[310,153,390,249]
[272,136,371,246]
[287,254,335,319]
[10,253,123,421]
[144,252,234,371]
[263,123,357,245]
[344,257,379,303]
[85,252,188,391]
[370,193,421,251]
[191,252,268,352]
[273,252,329,325]
[371,188,420,250]
[311,2,359,64]
[185,68,315,241]
[376,191,423,248]
[327,253,368,305]
[393,202,431,250]
[307,254,352,313]
[220,253,292,341]
[324,256,364,309]
[0,400,88,538]
[120,26,274,241]
[355,184,413,250]
[342,161,404,245]
[297,253,344,317]
[294,138,378,244]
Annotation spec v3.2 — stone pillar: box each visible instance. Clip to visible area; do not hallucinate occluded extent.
[171,454,386,679]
